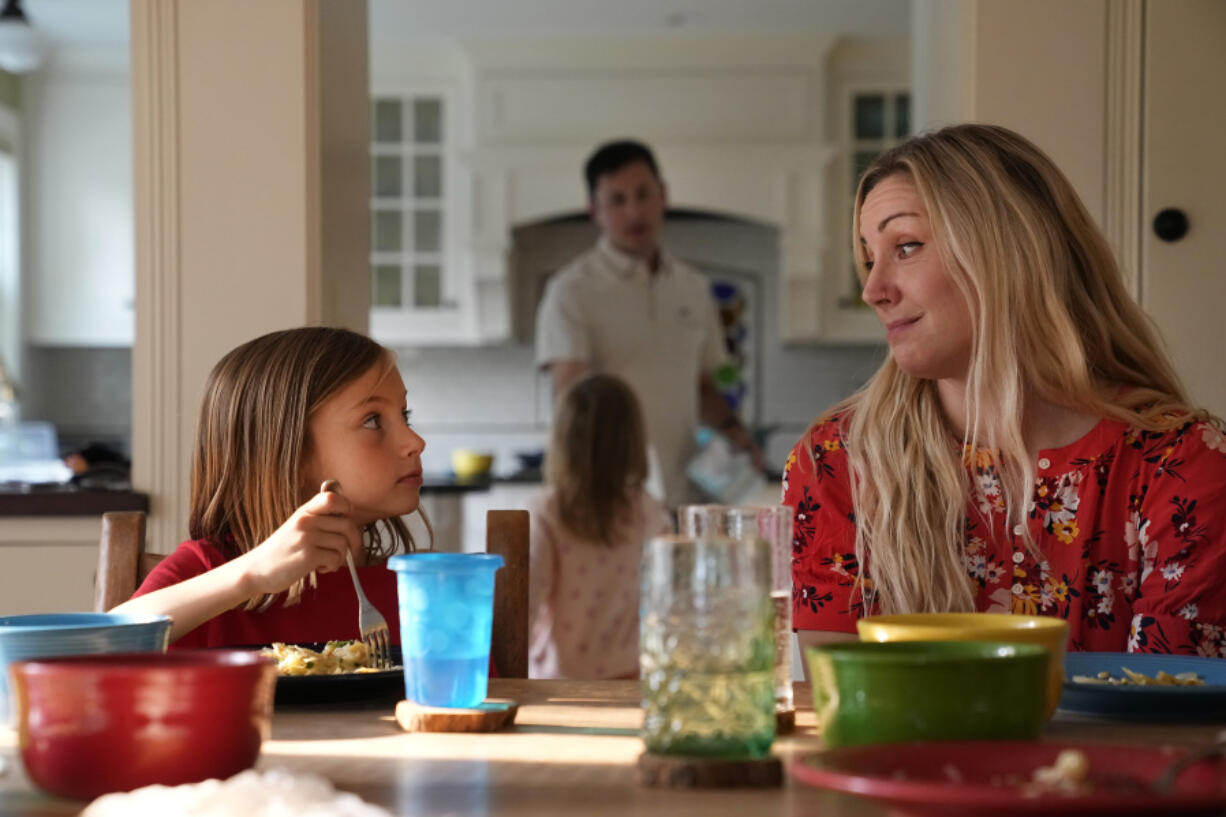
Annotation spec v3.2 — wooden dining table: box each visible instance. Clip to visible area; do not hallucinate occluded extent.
[1,678,1222,816]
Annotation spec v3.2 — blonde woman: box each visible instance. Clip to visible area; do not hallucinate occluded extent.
[114,327,428,646]
[527,374,672,679]
[785,123,1226,657]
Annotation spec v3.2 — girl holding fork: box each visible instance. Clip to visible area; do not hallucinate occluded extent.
[112,327,427,647]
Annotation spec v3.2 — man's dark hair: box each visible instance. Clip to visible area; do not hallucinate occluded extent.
[584,139,661,199]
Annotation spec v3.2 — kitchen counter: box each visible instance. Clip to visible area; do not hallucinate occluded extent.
[0,476,487,518]
[492,469,544,484]
[0,488,148,517]
[419,474,495,493]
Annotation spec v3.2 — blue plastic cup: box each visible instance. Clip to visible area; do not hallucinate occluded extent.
[388,553,503,708]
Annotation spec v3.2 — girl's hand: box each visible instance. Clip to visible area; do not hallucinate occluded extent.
[237,488,362,596]
[109,487,363,644]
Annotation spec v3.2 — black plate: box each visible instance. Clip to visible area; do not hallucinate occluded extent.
[262,643,405,706]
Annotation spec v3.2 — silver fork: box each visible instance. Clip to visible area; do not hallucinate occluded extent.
[321,480,393,669]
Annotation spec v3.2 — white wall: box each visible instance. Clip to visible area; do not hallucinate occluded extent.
[967,0,1109,225]
[23,68,134,346]
[0,105,19,382]
[911,0,1111,227]
[910,0,969,131]
[130,0,373,552]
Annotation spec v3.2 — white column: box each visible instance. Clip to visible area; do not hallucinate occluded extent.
[130,0,370,553]
[909,0,974,131]
[962,0,1110,226]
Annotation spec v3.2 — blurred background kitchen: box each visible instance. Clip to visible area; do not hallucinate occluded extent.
[2,0,1221,612]
[6,0,899,478]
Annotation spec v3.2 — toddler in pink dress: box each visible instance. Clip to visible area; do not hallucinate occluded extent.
[527,374,672,679]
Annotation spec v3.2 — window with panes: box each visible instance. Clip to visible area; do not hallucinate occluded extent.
[370,96,446,309]
[841,90,911,305]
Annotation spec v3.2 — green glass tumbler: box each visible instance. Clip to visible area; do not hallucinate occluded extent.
[639,534,775,758]
[678,504,796,713]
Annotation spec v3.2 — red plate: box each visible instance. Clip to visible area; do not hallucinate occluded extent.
[789,741,1226,816]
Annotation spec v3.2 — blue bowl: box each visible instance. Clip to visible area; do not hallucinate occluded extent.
[0,612,172,722]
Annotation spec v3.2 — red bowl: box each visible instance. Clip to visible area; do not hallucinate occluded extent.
[10,650,276,801]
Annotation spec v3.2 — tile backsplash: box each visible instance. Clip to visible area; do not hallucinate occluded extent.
[22,346,132,457]
[396,340,885,479]
[20,337,885,479]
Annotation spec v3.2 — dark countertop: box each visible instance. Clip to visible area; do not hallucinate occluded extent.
[0,474,495,517]
[419,474,495,494]
[0,488,149,517]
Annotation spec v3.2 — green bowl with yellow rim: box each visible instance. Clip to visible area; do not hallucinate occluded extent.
[856,612,1069,718]
[805,640,1048,748]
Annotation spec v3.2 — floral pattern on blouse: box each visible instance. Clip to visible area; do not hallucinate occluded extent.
[783,414,1226,656]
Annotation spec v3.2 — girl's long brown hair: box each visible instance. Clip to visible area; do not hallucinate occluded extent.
[189,326,421,608]
[545,373,649,547]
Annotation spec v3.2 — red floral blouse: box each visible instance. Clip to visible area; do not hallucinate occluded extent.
[783,414,1226,655]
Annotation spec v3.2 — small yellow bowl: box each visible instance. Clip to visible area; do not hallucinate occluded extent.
[856,612,1069,719]
[450,449,493,481]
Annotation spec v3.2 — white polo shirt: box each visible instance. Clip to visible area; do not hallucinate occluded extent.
[535,238,727,508]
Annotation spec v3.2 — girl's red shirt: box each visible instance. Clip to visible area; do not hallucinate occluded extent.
[133,538,402,649]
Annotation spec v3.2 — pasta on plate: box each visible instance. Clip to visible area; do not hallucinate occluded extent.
[1070,668,1205,687]
[263,640,383,676]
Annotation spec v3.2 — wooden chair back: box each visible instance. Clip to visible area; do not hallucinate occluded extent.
[94,511,163,612]
[484,509,530,678]
[94,508,531,677]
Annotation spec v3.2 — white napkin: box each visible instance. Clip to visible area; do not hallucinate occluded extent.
[81,768,393,817]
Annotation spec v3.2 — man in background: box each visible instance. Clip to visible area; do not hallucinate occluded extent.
[535,139,762,508]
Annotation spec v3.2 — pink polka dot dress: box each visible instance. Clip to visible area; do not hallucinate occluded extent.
[526,488,673,679]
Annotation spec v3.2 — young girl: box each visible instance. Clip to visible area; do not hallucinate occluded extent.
[113,327,427,647]
[526,373,672,679]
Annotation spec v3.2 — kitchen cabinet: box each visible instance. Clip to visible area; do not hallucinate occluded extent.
[817,39,908,343]
[25,72,134,347]
[367,86,481,346]
[0,517,99,615]
[459,482,538,555]
[0,492,148,615]
[1139,0,1226,418]
[368,35,873,347]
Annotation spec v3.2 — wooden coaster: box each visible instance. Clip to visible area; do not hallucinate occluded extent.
[394,698,518,733]
[775,707,796,734]
[637,752,783,789]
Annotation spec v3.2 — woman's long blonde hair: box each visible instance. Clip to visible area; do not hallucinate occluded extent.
[545,373,649,547]
[189,327,427,608]
[828,123,1198,615]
